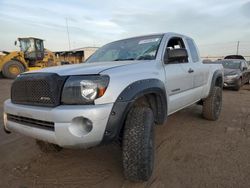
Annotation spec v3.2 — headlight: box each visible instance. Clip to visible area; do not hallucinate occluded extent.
[61,75,109,104]
[225,74,238,78]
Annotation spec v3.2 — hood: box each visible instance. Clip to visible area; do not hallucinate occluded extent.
[27,61,137,76]
[223,68,240,76]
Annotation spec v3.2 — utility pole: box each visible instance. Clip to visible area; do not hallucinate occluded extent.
[65,18,71,51]
[236,41,240,55]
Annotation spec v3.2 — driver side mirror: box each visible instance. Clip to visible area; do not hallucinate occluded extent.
[164,48,188,64]
[14,41,17,46]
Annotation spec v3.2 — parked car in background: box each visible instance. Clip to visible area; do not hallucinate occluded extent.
[247,61,250,69]
[248,61,250,84]
[214,59,250,90]
[224,55,245,60]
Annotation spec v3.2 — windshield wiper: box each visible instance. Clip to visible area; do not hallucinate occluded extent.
[113,58,135,61]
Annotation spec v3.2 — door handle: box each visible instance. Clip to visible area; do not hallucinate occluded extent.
[188,68,194,73]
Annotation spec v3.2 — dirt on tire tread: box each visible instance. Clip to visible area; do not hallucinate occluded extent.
[122,106,154,181]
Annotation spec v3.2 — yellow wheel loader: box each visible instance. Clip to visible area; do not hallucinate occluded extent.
[0,37,56,79]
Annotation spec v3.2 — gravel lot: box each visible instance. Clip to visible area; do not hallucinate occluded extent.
[0,79,250,188]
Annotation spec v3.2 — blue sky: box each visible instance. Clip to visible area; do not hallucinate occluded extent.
[0,0,250,57]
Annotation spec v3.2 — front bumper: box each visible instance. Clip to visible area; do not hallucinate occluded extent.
[3,99,113,148]
[223,77,238,87]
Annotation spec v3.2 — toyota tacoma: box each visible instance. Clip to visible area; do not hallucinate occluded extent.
[3,33,223,181]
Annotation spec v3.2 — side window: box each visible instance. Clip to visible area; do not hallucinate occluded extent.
[242,61,248,69]
[247,62,250,69]
[35,40,43,51]
[241,62,244,70]
[165,37,188,64]
[167,37,186,50]
[186,39,199,63]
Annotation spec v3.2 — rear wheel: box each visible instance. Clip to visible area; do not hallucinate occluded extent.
[2,60,25,79]
[202,86,222,121]
[122,106,155,182]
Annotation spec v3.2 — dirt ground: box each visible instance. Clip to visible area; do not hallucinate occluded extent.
[0,79,250,188]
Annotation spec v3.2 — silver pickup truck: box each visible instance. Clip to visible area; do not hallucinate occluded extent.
[3,33,223,181]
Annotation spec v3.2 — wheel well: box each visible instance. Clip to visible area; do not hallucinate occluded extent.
[215,76,223,88]
[118,93,166,143]
[101,79,168,144]
[132,93,166,125]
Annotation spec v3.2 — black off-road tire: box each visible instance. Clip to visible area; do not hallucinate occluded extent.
[36,140,62,153]
[122,106,155,182]
[202,86,222,121]
[2,60,25,79]
[234,78,242,91]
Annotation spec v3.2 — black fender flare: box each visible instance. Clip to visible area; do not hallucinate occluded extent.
[101,79,167,144]
[209,70,223,93]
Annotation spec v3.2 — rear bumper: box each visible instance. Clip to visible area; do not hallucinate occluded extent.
[3,99,113,148]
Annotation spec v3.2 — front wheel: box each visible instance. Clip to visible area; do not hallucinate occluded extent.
[122,106,155,182]
[202,86,222,121]
[2,60,25,79]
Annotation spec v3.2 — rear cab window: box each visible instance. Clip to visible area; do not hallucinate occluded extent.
[186,38,200,63]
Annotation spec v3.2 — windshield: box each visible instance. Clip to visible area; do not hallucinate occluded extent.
[86,35,163,63]
[19,39,35,53]
[221,61,241,69]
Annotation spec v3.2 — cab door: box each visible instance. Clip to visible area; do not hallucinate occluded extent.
[185,38,208,100]
[163,37,194,114]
